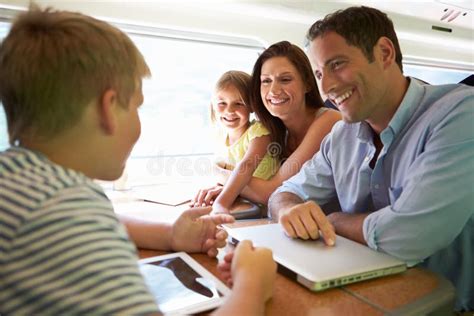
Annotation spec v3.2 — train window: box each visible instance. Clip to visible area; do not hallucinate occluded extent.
[126,33,262,182]
[128,33,261,158]
[403,64,471,85]
[0,15,264,184]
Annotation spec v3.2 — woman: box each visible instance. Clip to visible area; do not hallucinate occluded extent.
[193,41,340,207]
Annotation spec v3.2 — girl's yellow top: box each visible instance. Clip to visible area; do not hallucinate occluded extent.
[214,120,279,180]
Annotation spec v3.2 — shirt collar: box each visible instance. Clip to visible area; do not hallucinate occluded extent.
[7,145,49,162]
[356,77,425,144]
[383,77,425,138]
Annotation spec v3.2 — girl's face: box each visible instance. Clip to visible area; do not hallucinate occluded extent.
[260,56,307,120]
[212,84,250,136]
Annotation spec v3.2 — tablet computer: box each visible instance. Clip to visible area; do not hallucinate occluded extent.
[139,252,231,315]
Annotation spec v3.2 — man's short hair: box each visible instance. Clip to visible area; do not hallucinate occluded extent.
[306,6,403,71]
[0,5,151,145]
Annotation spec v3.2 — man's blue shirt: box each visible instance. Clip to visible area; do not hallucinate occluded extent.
[274,78,473,310]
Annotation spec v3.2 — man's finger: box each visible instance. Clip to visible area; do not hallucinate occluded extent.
[310,204,336,246]
[280,217,297,238]
[292,217,310,240]
[300,210,320,240]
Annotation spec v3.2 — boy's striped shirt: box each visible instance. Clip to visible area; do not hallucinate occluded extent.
[0,147,159,315]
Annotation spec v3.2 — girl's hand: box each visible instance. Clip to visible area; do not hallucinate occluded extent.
[191,184,224,207]
[211,202,231,215]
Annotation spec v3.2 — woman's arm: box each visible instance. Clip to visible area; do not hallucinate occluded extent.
[240,110,341,204]
[212,135,271,213]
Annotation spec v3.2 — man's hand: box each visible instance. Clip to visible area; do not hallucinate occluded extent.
[171,207,234,257]
[279,200,336,246]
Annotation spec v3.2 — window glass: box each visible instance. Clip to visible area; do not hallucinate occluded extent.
[0,21,262,161]
[130,34,260,159]
[404,64,471,85]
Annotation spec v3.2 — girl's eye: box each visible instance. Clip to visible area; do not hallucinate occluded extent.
[217,102,226,107]
[281,77,292,83]
[261,79,271,84]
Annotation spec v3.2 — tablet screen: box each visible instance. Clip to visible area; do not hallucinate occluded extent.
[139,252,229,314]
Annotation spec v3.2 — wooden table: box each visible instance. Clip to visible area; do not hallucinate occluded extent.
[138,250,454,316]
[108,187,455,315]
[137,219,455,316]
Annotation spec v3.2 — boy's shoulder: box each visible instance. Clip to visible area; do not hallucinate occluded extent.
[0,146,108,216]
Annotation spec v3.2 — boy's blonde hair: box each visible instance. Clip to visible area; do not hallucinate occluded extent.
[210,70,251,122]
[0,5,151,145]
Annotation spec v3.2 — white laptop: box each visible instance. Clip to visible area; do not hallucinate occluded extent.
[225,223,406,291]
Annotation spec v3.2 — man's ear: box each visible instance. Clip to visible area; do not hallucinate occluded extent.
[98,89,118,135]
[375,37,396,69]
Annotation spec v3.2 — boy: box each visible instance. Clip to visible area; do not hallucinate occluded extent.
[0,6,275,314]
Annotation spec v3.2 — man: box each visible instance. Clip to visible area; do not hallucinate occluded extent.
[268,6,473,311]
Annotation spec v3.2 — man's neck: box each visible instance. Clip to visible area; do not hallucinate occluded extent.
[367,75,409,134]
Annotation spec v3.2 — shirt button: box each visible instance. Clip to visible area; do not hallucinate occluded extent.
[364,156,370,162]
[374,184,380,189]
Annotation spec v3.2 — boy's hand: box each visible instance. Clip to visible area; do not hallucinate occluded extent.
[217,251,234,287]
[171,207,234,257]
[218,240,276,302]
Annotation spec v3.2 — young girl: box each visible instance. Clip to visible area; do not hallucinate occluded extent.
[195,70,279,214]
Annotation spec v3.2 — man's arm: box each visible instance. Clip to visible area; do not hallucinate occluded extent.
[363,95,474,263]
[327,212,369,245]
[268,191,304,220]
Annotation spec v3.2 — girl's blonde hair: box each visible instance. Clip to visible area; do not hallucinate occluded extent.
[210,70,251,122]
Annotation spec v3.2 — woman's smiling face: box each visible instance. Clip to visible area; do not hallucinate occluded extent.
[260,56,307,120]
